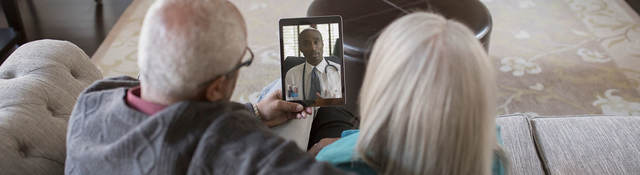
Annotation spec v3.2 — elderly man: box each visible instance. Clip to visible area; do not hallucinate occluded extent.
[285,28,342,103]
[64,0,350,174]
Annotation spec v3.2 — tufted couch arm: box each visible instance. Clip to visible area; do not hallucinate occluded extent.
[0,40,102,174]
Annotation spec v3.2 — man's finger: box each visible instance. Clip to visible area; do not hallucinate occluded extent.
[277,100,303,112]
[273,90,283,99]
[286,113,295,120]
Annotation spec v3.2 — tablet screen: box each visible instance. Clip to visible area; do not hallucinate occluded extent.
[279,16,345,107]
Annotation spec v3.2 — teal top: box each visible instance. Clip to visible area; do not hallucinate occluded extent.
[316,127,506,175]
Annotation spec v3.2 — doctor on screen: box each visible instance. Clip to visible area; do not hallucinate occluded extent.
[285,28,342,101]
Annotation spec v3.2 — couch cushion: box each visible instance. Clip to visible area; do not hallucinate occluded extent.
[0,40,102,174]
[531,115,640,174]
[496,114,545,175]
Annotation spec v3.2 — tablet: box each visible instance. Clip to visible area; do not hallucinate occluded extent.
[279,16,345,107]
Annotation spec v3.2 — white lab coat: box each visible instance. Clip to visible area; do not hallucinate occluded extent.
[284,57,342,101]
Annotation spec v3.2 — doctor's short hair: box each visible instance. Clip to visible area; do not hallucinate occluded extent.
[356,12,498,175]
[298,28,322,41]
[137,0,247,100]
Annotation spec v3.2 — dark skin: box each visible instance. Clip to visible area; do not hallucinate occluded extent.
[299,29,324,66]
[307,138,339,156]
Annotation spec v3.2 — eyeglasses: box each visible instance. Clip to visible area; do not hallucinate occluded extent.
[199,47,254,87]
[224,47,254,75]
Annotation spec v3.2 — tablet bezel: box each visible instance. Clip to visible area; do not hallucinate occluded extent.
[278,15,345,107]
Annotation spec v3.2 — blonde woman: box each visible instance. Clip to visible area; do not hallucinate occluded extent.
[313,12,507,175]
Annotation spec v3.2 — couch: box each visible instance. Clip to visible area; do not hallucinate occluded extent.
[0,40,638,174]
[0,40,102,174]
[498,113,640,174]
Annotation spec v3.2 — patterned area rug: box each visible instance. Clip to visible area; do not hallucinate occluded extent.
[91,0,640,116]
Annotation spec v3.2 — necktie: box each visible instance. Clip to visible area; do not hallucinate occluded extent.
[308,66,321,100]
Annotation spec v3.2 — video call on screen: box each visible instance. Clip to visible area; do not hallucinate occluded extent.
[282,22,344,104]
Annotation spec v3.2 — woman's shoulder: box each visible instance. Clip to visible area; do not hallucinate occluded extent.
[316,130,378,175]
[316,130,360,164]
[317,128,507,175]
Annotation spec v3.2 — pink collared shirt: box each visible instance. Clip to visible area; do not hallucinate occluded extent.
[125,86,167,115]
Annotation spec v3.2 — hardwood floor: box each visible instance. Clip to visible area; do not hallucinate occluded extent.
[0,0,132,57]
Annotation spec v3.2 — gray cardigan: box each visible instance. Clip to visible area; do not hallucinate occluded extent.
[65,76,349,175]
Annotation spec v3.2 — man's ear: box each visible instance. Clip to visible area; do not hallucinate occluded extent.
[204,76,227,102]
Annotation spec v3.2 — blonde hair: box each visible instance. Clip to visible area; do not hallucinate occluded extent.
[356,12,498,175]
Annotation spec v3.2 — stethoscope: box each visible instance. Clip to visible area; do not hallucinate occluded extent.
[302,59,339,100]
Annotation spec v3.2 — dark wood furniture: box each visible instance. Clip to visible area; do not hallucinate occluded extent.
[307,0,493,116]
[0,0,26,62]
[627,0,640,15]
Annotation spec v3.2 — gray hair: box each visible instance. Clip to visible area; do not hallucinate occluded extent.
[357,12,498,175]
[138,0,247,100]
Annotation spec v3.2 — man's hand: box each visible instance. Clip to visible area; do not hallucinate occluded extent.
[315,89,330,99]
[307,138,340,156]
[316,92,324,99]
[257,90,313,127]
